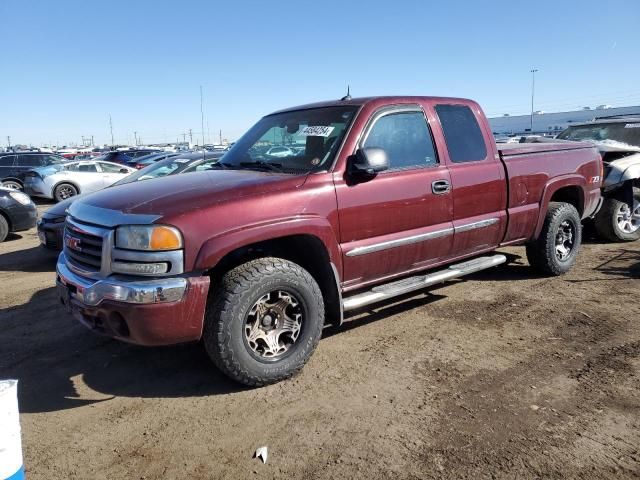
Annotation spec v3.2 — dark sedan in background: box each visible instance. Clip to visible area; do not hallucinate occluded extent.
[0,151,66,190]
[38,151,223,250]
[0,188,38,242]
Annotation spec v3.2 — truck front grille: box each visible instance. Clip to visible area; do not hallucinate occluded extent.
[64,217,110,277]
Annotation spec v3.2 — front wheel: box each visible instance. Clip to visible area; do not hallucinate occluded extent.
[526,201,582,276]
[594,192,640,242]
[203,257,325,386]
[54,183,78,202]
[0,215,8,242]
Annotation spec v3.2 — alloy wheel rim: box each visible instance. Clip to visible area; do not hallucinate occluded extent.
[59,187,74,199]
[244,290,303,359]
[616,200,640,234]
[555,219,575,261]
[3,182,20,190]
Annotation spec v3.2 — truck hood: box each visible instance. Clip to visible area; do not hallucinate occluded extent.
[69,170,307,223]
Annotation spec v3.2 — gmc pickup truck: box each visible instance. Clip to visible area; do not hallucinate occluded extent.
[56,96,602,386]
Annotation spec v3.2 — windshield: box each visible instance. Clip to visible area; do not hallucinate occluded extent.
[220,106,358,173]
[557,122,640,147]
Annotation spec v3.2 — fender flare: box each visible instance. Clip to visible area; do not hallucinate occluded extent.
[533,175,586,239]
[194,215,343,276]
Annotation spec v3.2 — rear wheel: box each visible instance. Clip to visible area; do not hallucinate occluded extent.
[203,257,325,386]
[2,180,22,190]
[54,183,78,202]
[0,215,8,242]
[594,191,640,242]
[526,201,582,276]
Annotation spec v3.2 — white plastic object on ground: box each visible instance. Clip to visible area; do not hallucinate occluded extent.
[0,380,24,480]
[254,446,268,464]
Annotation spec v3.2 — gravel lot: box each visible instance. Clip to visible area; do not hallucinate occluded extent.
[1,202,639,479]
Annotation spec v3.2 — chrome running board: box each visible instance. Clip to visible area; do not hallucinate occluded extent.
[342,254,507,312]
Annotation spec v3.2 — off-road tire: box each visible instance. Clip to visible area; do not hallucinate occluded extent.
[526,201,582,276]
[594,192,640,242]
[54,183,78,202]
[0,214,8,242]
[203,257,325,386]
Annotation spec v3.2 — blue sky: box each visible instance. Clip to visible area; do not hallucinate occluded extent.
[1,0,639,147]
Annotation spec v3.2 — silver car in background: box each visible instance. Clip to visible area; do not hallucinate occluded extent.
[24,160,136,202]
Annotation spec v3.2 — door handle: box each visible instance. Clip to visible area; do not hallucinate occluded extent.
[432,180,451,194]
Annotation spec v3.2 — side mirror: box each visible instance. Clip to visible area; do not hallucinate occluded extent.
[351,147,389,176]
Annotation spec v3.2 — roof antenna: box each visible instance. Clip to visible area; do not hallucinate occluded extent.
[341,85,351,101]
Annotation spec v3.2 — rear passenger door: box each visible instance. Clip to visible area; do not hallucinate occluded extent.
[433,103,506,257]
[335,105,453,287]
[66,162,104,193]
[0,155,17,182]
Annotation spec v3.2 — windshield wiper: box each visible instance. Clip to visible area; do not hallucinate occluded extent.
[239,160,283,172]
[206,161,233,169]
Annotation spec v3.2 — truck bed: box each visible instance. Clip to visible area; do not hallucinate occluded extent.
[498,141,595,157]
[497,141,601,244]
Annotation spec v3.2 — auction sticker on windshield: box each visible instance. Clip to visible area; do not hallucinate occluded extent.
[300,126,335,137]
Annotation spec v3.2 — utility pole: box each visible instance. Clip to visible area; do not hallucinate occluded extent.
[91,135,94,146]
[219,129,222,145]
[188,128,193,145]
[182,132,187,143]
[6,136,11,149]
[530,68,538,132]
[200,85,206,153]
[134,131,138,146]
[109,115,114,147]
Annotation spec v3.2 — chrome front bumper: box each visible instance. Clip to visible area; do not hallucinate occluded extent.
[56,252,187,306]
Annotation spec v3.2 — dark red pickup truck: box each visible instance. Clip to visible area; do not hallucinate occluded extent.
[56,96,602,386]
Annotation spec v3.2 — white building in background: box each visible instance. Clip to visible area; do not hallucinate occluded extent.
[488,105,640,136]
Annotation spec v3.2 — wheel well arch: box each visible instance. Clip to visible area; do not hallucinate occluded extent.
[549,185,584,216]
[1,177,23,188]
[52,180,80,197]
[204,234,342,327]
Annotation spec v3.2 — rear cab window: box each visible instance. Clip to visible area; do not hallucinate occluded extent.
[435,104,488,163]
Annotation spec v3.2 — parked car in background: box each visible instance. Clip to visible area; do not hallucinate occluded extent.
[556,116,640,241]
[24,160,135,202]
[94,149,161,165]
[0,152,66,190]
[265,146,295,157]
[0,188,37,242]
[38,151,222,249]
[123,151,182,169]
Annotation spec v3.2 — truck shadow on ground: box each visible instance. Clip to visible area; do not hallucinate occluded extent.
[0,246,58,273]
[3,285,454,413]
[1,287,249,414]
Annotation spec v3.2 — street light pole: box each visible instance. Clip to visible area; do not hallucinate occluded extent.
[530,68,538,132]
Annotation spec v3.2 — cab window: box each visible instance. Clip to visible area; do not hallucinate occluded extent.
[363,110,438,169]
[435,104,487,163]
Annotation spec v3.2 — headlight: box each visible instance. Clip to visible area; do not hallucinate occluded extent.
[9,191,31,205]
[115,225,183,251]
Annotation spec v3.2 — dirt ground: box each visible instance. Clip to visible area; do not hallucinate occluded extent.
[1,202,639,479]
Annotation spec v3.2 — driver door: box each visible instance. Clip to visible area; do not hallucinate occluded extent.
[334,105,453,289]
[98,162,131,187]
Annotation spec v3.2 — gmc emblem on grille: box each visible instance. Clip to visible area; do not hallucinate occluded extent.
[65,234,82,251]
